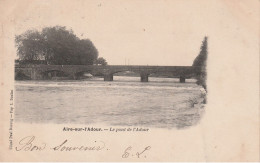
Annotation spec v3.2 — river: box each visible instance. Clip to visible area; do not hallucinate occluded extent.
[15,76,205,129]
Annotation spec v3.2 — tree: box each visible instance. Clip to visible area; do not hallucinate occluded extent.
[75,39,99,65]
[15,26,101,65]
[15,30,45,61]
[41,26,79,65]
[193,36,208,90]
[94,57,108,66]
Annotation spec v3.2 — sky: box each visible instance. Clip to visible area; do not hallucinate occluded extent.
[1,0,258,66]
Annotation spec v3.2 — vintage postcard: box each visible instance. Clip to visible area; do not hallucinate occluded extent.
[0,0,259,162]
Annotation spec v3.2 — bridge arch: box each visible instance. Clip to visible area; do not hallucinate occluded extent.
[15,70,31,80]
[148,70,195,83]
[110,69,139,74]
[109,70,141,82]
[104,70,150,82]
[73,70,97,80]
[112,70,140,76]
[41,70,70,80]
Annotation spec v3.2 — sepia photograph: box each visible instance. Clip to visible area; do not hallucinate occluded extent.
[14,26,207,129]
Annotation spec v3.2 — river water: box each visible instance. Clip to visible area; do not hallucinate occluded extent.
[15,76,205,129]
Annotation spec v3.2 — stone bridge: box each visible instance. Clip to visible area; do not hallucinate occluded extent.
[15,65,200,82]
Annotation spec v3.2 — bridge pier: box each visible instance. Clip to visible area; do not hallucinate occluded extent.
[31,69,37,80]
[68,74,77,80]
[104,74,113,81]
[180,76,185,83]
[31,68,44,80]
[140,74,149,82]
[53,71,57,77]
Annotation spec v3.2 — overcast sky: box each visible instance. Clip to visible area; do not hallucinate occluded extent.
[1,0,258,66]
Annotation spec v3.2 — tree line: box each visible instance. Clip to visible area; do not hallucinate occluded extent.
[15,26,107,65]
[192,36,207,90]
